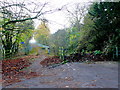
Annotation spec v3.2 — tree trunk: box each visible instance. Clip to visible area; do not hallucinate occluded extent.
[3,32,14,58]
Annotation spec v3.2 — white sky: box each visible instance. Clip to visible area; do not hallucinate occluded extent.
[1,0,94,34]
[33,0,94,34]
[39,0,120,34]
[1,0,119,33]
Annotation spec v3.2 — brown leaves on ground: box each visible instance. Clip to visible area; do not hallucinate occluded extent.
[40,56,63,67]
[2,55,40,86]
[2,71,40,86]
[64,53,110,63]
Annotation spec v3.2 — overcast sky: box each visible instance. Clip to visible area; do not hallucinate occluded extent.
[1,0,119,33]
[33,0,94,34]
[1,0,94,34]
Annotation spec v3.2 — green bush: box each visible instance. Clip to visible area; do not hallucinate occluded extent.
[94,50,102,55]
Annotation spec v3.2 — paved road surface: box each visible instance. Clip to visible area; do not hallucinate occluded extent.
[4,56,118,88]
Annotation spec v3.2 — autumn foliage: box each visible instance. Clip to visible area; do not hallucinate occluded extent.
[40,56,63,67]
[2,56,36,75]
[2,55,40,86]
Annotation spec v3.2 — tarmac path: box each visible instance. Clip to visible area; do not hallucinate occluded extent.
[3,55,118,88]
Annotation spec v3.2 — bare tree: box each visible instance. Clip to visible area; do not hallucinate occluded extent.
[66,3,89,31]
[0,0,62,58]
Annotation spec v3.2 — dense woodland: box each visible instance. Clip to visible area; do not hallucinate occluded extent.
[0,1,120,61]
[49,2,120,61]
[0,1,119,88]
